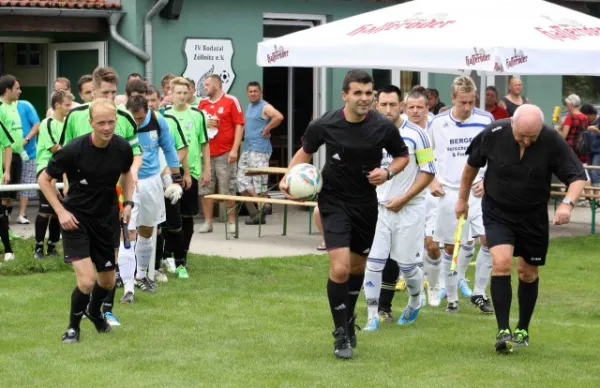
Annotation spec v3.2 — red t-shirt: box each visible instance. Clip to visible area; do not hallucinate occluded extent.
[489,105,510,120]
[198,93,245,157]
[563,112,589,164]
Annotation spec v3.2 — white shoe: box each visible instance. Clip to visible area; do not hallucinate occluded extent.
[164,258,176,274]
[155,269,168,283]
[17,215,30,224]
[427,284,441,307]
[197,222,213,233]
[227,223,236,234]
[4,252,14,261]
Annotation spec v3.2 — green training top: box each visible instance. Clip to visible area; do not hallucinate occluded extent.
[36,116,64,174]
[163,106,207,180]
[0,120,14,176]
[59,102,141,156]
[0,100,23,154]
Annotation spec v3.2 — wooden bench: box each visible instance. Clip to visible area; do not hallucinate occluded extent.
[550,183,600,235]
[204,194,317,239]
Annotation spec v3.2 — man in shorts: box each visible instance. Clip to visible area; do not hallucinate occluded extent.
[34,90,73,259]
[118,94,181,302]
[198,74,245,234]
[280,70,409,359]
[458,104,586,353]
[236,81,283,225]
[164,77,210,270]
[38,98,135,344]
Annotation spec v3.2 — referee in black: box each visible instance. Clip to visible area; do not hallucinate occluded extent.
[38,98,135,344]
[280,70,409,360]
[456,104,586,354]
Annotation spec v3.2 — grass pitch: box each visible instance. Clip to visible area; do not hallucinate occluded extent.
[1,236,599,388]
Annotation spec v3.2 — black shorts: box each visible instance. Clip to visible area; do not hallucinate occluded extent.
[159,197,182,231]
[180,177,199,217]
[482,196,549,266]
[62,208,120,272]
[318,196,378,255]
[4,153,22,200]
[37,170,63,216]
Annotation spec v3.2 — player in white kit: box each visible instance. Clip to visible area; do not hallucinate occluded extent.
[428,76,494,314]
[404,90,443,307]
[362,86,435,331]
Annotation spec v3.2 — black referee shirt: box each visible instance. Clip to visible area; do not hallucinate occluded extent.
[466,119,587,212]
[46,133,134,216]
[302,108,408,203]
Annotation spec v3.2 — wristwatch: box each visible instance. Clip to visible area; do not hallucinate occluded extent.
[562,198,574,208]
[384,167,393,181]
[123,200,135,209]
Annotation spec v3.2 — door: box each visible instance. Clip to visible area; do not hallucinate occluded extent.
[48,42,106,103]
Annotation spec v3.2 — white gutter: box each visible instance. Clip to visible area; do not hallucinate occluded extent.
[144,0,170,83]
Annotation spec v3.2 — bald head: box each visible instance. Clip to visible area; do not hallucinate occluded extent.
[508,77,523,96]
[512,104,544,147]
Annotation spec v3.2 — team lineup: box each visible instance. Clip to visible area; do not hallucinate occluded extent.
[0,66,586,358]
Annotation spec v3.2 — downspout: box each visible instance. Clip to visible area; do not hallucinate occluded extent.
[108,12,150,62]
[144,0,170,83]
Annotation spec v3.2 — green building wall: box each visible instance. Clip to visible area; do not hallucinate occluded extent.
[108,0,563,122]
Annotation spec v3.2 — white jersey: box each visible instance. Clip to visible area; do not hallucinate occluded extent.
[428,108,493,188]
[377,120,436,203]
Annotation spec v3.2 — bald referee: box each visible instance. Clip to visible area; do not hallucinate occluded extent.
[456,104,586,354]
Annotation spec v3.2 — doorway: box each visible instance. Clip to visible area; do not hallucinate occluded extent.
[48,41,107,104]
[262,14,327,171]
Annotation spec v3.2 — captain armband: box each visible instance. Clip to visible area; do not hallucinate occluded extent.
[416,147,434,165]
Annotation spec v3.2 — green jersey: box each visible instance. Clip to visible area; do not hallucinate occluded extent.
[60,102,141,156]
[0,120,14,177]
[0,100,23,154]
[164,106,207,180]
[36,117,64,174]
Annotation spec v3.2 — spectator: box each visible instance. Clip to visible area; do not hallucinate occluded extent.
[485,86,510,120]
[501,77,530,117]
[426,88,445,114]
[198,74,245,234]
[16,99,41,224]
[581,104,600,187]
[560,94,591,205]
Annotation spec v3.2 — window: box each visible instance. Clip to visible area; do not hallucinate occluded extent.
[15,43,41,68]
[373,69,391,90]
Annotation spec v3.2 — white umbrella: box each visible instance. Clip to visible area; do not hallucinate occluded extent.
[257,0,600,75]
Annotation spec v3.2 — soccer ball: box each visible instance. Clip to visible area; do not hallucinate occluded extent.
[220,70,231,84]
[286,163,322,200]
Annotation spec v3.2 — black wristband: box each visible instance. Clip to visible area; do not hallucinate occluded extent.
[172,173,183,185]
[123,200,135,209]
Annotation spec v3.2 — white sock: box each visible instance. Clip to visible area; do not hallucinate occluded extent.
[364,257,386,319]
[473,245,492,296]
[401,264,423,309]
[424,252,441,288]
[118,240,136,294]
[135,236,153,280]
[442,251,459,302]
[457,243,475,281]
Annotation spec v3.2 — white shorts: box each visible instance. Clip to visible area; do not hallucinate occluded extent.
[434,186,484,245]
[425,192,439,238]
[369,201,426,266]
[128,173,166,230]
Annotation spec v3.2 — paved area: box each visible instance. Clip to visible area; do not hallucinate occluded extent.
[7,202,599,259]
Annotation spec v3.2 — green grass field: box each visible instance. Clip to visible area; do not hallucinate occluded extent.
[1,236,600,388]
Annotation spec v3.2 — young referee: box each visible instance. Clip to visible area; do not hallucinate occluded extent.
[457,104,587,353]
[38,98,135,343]
[280,70,409,360]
